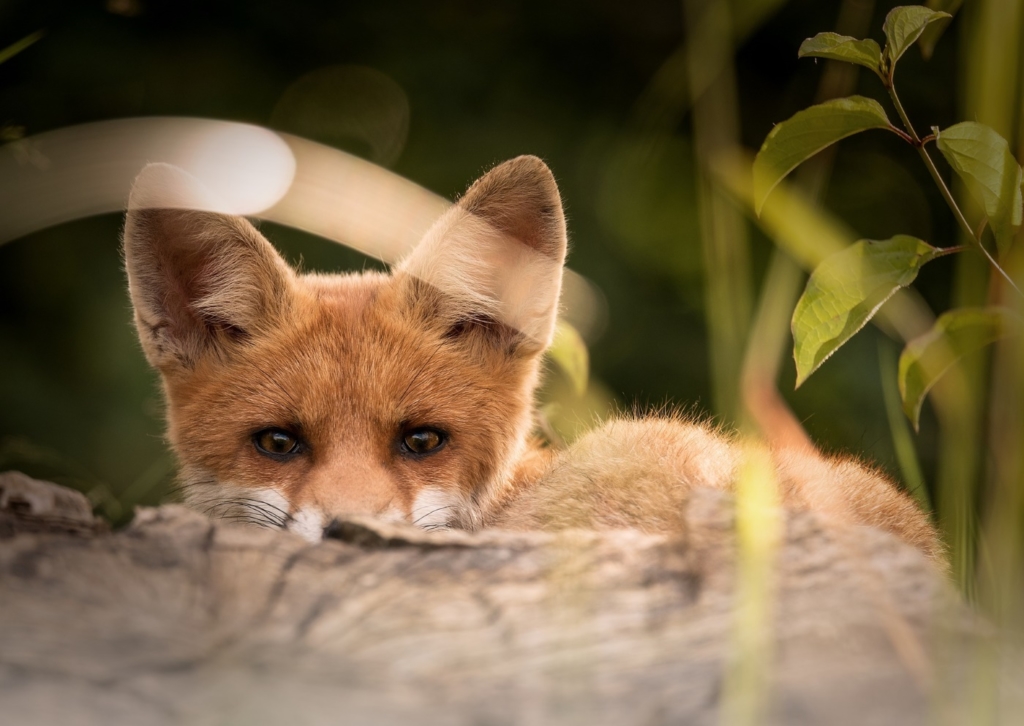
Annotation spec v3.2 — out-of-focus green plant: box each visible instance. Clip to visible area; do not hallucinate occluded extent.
[0,30,44,143]
[547,321,590,398]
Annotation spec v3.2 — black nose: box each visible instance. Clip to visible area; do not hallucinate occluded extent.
[323,518,343,540]
[322,517,394,549]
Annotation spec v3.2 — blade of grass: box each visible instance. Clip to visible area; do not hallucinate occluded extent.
[718,441,782,726]
[685,0,752,425]
[878,341,931,512]
[0,30,44,66]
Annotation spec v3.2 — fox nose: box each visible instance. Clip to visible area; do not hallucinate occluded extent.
[323,518,344,540]
[322,517,390,546]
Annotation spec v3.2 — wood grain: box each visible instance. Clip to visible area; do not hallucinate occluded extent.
[0,471,988,725]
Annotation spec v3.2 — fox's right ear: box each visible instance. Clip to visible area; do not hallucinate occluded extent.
[398,155,568,354]
[123,163,294,372]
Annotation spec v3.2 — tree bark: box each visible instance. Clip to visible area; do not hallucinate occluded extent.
[0,470,997,725]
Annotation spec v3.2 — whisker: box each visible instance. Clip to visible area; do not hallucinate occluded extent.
[228,496,291,519]
[201,498,288,528]
[413,505,455,526]
[194,495,277,513]
[214,514,277,528]
[409,502,455,515]
[421,523,452,532]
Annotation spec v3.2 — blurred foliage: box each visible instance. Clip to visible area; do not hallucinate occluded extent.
[0,0,992,529]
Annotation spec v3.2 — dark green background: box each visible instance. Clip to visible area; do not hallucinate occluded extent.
[0,0,962,518]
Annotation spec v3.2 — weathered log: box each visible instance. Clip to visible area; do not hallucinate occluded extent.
[0,470,997,725]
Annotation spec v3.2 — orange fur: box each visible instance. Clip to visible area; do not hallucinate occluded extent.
[123,156,944,565]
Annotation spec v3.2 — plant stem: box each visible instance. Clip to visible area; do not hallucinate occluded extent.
[889,125,915,145]
[886,83,1023,296]
[975,237,1022,296]
[934,245,970,258]
[888,86,974,240]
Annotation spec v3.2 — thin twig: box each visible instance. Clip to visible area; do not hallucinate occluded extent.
[889,125,915,145]
[933,245,970,258]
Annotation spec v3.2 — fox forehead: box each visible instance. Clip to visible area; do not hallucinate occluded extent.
[170,270,527,430]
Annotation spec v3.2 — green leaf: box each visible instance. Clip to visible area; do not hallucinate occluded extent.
[547,320,589,396]
[882,6,952,66]
[798,33,883,75]
[792,235,945,387]
[0,30,44,66]
[754,96,892,215]
[898,307,1018,429]
[936,122,1023,256]
[919,0,963,59]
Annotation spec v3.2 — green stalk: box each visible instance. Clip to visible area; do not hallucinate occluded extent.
[0,30,44,66]
[888,86,972,239]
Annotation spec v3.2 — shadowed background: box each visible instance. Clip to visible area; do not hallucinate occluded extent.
[0,0,975,523]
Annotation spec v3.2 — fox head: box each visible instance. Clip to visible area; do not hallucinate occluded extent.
[123,156,567,540]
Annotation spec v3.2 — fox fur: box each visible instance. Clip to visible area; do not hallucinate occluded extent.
[123,155,944,562]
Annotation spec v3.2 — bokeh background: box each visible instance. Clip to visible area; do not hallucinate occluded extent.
[0,0,1003,545]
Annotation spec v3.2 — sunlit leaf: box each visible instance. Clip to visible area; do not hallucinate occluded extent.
[792,235,945,387]
[919,0,963,59]
[882,6,951,66]
[936,122,1023,256]
[0,29,44,66]
[754,96,892,215]
[898,307,1018,429]
[547,320,589,396]
[798,33,882,76]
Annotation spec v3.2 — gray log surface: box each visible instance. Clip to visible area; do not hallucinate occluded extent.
[0,470,1003,725]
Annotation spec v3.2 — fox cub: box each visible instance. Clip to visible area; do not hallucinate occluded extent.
[123,156,942,562]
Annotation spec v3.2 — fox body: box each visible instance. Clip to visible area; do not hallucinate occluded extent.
[123,156,943,561]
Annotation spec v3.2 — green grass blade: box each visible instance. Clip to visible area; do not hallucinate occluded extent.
[919,0,963,59]
[879,342,931,512]
[0,29,44,66]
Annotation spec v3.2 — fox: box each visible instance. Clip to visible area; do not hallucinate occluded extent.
[123,155,944,563]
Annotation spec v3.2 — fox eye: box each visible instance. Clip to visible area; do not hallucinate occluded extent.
[254,428,302,459]
[401,427,447,456]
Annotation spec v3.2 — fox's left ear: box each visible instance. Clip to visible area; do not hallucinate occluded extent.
[398,155,567,352]
[123,163,294,372]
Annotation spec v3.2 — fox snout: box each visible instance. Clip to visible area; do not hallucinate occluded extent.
[183,479,467,542]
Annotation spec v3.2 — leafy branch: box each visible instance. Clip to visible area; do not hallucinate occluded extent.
[885,82,1021,296]
[752,5,1024,427]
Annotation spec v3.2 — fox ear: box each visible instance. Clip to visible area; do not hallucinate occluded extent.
[398,155,568,352]
[123,163,294,371]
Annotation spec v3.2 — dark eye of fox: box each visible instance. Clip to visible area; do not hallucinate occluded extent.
[254,429,301,458]
[401,427,447,456]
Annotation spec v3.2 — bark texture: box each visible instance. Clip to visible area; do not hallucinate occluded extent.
[0,470,994,725]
